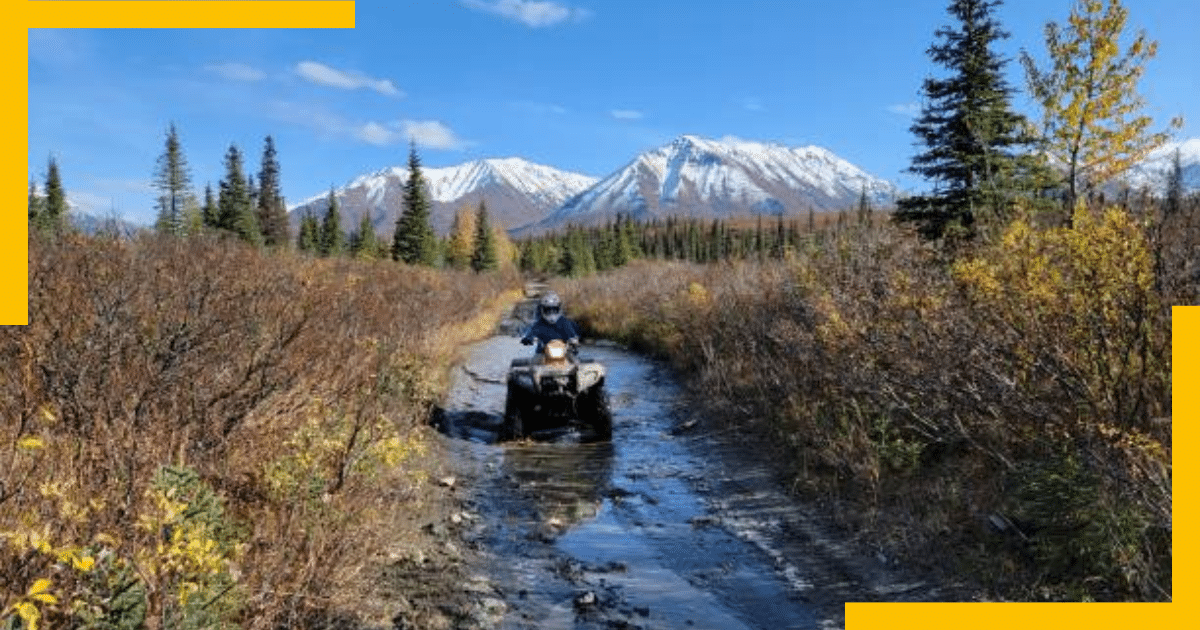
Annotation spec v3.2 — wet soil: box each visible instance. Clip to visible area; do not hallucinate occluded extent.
[420,305,969,629]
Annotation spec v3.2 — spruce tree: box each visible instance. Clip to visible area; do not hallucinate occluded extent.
[28,181,44,229]
[201,183,218,229]
[319,188,344,257]
[857,185,873,226]
[896,0,1034,241]
[350,211,378,258]
[41,156,68,235]
[153,122,194,236]
[217,144,261,244]
[1165,149,1184,218]
[297,211,320,252]
[391,142,436,265]
[256,135,291,247]
[470,201,499,272]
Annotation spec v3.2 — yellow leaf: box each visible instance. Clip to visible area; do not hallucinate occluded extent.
[27,578,52,597]
[14,601,40,630]
[31,592,57,605]
[16,435,45,451]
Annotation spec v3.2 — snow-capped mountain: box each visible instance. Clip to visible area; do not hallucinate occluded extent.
[289,158,598,236]
[1119,138,1200,193]
[514,135,898,235]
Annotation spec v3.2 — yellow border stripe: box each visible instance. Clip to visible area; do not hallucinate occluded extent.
[5,1,353,325]
[25,1,355,29]
[1172,306,1194,605]
[3,24,28,326]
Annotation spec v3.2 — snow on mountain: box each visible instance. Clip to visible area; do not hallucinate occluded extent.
[514,135,898,235]
[1119,138,1200,193]
[289,158,598,236]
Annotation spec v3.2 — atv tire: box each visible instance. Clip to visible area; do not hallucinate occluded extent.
[579,382,613,441]
[502,383,527,441]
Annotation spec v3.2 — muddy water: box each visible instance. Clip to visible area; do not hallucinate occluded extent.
[435,323,958,629]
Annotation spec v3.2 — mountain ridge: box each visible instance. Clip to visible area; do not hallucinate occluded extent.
[289,157,598,236]
[515,135,898,235]
[289,135,901,238]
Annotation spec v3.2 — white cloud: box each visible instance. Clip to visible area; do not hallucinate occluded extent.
[887,102,921,117]
[354,120,472,150]
[610,109,644,120]
[295,61,403,97]
[267,100,469,150]
[462,0,590,27]
[742,97,765,112]
[205,62,267,82]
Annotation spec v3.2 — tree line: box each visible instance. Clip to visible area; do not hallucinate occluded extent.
[516,199,878,277]
[29,129,507,273]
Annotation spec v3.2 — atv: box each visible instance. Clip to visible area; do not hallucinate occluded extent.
[503,339,612,441]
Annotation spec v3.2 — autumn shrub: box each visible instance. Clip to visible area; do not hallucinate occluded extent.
[1,232,515,628]
[560,204,1174,601]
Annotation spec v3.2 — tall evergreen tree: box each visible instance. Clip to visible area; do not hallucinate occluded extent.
[470,200,499,272]
[201,183,218,229]
[319,188,344,257]
[1021,0,1181,215]
[391,142,437,265]
[349,211,379,258]
[895,0,1034,241]
[217,144,261,244]
[152,122,193,236]
[256,135,290,247]
[297,211,320,252]
[857,185,873,226]
[41,156,68,235]
[28,181,44,229]
[1165,148,1184,218]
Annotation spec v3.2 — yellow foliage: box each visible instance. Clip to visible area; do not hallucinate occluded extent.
[133,483,237,608]
[952,203,1163,426]
[16,435,45,451]
[953,204,1153,323]
[264,406,426,501]
[27,579,56,605]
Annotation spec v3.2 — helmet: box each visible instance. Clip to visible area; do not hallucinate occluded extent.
[538,292,563,324]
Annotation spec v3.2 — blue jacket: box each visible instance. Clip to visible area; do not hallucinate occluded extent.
[522,317,581,349]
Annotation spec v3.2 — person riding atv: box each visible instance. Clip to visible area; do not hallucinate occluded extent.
[504,291,612,441]
[521,292,580,353]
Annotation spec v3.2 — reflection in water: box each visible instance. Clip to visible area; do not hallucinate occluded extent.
[502,440,615,529]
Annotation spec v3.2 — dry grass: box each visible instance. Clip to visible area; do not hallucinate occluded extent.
[560,201,1183,601]
[1,232,517,628]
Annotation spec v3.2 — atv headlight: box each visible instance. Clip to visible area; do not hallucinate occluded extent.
[546,343,567,360]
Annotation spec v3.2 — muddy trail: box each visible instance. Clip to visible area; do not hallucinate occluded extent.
[427,298,965,630]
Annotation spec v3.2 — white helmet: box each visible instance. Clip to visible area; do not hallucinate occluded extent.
[538,292,563,324]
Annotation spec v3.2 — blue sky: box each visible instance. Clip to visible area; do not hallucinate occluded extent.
[27,0,1200,227]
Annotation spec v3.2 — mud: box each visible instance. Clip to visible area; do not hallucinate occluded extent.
[424,304,968,629]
